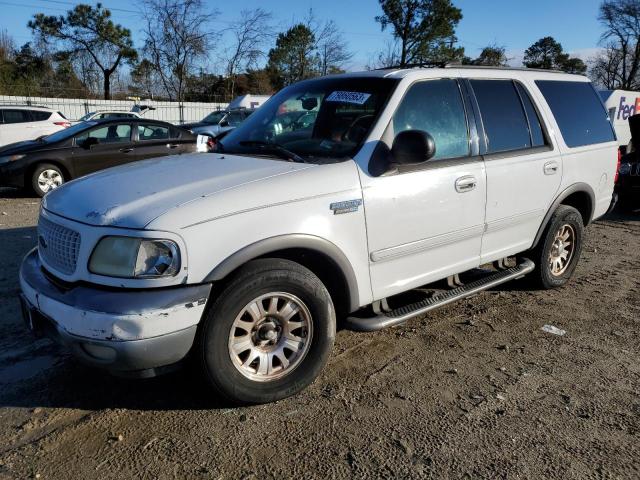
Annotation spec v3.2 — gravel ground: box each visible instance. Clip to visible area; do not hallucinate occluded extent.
[0,188,638,479]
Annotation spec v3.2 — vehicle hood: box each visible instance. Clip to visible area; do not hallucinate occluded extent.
[0,139,48,154]
[42,153,315,229]
[180,121,211,130]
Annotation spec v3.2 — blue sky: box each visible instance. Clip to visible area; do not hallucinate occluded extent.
[0,0,606,70]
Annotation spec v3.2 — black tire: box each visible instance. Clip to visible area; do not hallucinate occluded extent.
[198,258,336,404]
[30,163,65,197]
[527,205,584,289]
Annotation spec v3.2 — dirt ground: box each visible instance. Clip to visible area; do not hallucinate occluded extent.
[0,188,638,480]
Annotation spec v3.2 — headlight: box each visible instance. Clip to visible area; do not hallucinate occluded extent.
[89,236,180,278]
[0,154,26,165]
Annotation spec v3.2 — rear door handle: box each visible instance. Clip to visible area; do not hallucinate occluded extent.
[544,161,559,175]
[120,147,134,153]
[455,175,477,193]
[167,143,179,149]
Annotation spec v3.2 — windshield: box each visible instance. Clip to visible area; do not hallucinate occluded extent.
[203,111,226,124]
[44,121,98,143]
[219,76,398,162]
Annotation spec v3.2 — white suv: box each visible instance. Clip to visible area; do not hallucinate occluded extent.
[19,67,617,404]
[0,106,70,146]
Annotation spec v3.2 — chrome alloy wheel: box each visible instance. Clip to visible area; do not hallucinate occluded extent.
[548,224,576,276]
[37,169,63,193]
[228,292,313,382]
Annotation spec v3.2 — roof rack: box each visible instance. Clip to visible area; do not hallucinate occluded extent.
[376,62,565,74]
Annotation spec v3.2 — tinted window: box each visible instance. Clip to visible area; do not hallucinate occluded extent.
[515,83,546,147]
[31,110,52,121]
[471,80,531,153]
[536,80,615,147]
[392,79,469,160]
[76,124,132,144]
[3,109,30,124]
[138,124,169,140]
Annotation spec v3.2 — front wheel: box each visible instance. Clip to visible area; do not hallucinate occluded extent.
[527,205,584,289]
[198,258,336,404]
[31,163,64,197]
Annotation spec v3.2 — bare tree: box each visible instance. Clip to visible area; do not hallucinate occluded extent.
[310,18,353,75]
[0,29,15,62]
[597,0,640,89]
[142,0,213,101]
[224,8,273,98]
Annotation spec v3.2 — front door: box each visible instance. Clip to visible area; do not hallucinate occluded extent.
[467,79,562,263]
[72,123,134,176]
[361,78,487,300]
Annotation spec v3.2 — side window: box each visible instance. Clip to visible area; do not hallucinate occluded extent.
[515,83,546,147]
[76,124,132,144]
[470,80,531,153]
[536,80,616,148]
[392,79,469,160]
[226,112,244,127]
[3,110,30,124]
[138,124,169,141]
[30,111,52,121]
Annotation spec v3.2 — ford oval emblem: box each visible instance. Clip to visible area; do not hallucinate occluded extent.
[39,235,48,249]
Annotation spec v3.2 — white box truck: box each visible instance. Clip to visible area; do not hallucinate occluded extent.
[600,89,640,151]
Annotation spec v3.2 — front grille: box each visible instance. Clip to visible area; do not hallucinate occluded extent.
[38,216,81,275]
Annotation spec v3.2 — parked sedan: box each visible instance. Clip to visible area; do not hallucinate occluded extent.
[0,118,201,196]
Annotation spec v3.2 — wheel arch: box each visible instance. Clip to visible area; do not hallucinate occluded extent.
[26,159,72,186]
[204,234,360,316]
[531,183,595,249]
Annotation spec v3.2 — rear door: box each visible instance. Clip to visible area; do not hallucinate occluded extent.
[135,123,192,159]
[72,123,135,176]
[1,109,33,144]
[468,79,562,263]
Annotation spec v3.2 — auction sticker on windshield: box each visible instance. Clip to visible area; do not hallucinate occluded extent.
[325,91,371,105]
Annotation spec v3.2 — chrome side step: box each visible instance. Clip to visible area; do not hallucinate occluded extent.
[344,258,535,332]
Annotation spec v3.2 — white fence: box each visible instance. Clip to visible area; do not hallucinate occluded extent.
[0,96,229,125]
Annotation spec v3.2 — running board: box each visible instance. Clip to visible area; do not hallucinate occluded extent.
[344,258,535,332]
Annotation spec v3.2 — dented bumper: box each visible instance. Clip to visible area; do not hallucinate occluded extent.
[19,249,211,377]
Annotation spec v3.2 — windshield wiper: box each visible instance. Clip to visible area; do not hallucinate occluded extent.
[238,140,306,163]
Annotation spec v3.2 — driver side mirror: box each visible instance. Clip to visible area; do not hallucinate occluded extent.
[391,130,436,165]
[81,136,100,149]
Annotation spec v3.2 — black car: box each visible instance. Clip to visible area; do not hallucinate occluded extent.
[0,118,200,197]
[616,114,640,210]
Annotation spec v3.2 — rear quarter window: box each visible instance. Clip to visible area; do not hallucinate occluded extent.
[536,80,615,148]
[30,111,52,121]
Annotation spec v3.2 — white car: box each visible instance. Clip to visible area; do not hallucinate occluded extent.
[20,67,618,404]
[0,106,70,147]
[75,110,141,123]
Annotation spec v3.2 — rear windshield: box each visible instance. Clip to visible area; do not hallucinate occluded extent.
[536,80,616,148]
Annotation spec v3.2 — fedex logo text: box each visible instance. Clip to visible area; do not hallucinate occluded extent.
[617,96,640,120]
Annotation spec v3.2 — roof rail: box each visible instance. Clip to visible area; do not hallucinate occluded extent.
[376,62,566,74]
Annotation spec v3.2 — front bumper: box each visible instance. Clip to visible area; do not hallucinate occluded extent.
[19,249,212,377]
[0,161,26,188]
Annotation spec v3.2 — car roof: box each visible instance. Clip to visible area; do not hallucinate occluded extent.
[321,65,590,83]
[0,105,55,111]
[88,110,139,115]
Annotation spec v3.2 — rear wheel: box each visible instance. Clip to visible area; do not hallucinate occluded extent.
[31,163,64,197]
[198,258,336,404]
[527,205,584,289]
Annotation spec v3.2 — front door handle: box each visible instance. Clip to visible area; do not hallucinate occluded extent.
[167,143,179,149]
[544,161,559,175]
[120,147,134,153]
[455,175,477,193]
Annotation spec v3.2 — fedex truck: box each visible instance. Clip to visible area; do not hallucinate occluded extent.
[600,89,640,151]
